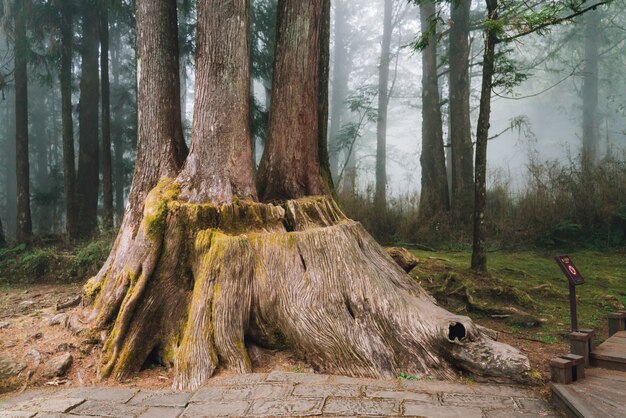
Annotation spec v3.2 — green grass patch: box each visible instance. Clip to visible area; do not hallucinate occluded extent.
[409,249,626,342]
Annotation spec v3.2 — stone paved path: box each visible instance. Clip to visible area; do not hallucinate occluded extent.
[0,371,557,417]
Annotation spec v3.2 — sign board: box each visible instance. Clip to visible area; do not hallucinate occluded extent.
[555,255,585,286]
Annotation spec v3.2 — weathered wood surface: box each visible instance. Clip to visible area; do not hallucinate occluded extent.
[551,368,626,418]
[590,331,626,372]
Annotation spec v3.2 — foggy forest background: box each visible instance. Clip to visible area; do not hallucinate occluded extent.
[1,0,625,251]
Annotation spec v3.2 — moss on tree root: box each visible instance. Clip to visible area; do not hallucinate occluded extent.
[86,182,531,390]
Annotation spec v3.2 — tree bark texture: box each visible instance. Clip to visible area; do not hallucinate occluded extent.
[60,1,78,241]
[76,3,101,238]
[84,0,531,392]
[375,0,393,211]
[582,9,599,168]
[15,0,32,244]
[471,0,498,272]
[317,0,333,193]
[448,0,474,225]
[176,0,256,204]
[328,0,350,181]
[86,0,188,344]
[418,1,449,221]
[256,0,328,201]
[101,8,114,230]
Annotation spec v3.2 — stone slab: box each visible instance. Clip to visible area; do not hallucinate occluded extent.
[441,393,517,409]
[247,398,323,416]
[181,401,249,417]
[8,398,85,414]
[400,379,475,394]
[0,412,36,418]
[292,383,360,398]
[190,383,290,402]
[210,373,267,386]
[323,398,400,416]
[137,406,185,418]
[128,391,191,407]
[61,388,138,403]
[266,371,330,384]
[70,400,146,418]
[403,402,483,417]
[365,386,435,402]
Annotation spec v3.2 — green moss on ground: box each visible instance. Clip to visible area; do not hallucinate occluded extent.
[409,248,626,345]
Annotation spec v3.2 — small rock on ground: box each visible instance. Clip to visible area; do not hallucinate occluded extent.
[42,353,73,378]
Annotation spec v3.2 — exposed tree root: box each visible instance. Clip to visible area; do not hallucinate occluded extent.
[85,181,530,390]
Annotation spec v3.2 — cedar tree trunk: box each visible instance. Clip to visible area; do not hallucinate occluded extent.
[471,0,498,272]
[582,10,599,168]
[76,3,101,237]
[418,1,449,221]
[60,1,78,241]
[85,0,530,392]
[0,216,5,247]
[375,0,393,211]
[101,8,114,230]
[256,0,329,200]
[328,0,350,180]
[15,1,32,244]
[448,0,474,225]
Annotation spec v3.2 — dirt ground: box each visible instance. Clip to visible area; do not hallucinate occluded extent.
[0,282,561,401]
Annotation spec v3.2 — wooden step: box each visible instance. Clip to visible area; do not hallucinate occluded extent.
[551,368,626,418]
[590,331,626,372]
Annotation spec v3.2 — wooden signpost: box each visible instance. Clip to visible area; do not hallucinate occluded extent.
[554,255,584,332]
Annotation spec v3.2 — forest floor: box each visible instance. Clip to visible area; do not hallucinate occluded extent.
[0,242,624,401]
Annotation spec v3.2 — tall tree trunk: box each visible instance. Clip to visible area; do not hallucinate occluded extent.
[256,0,328,200]
[448,0,473,225]
[471,0,498,272]
[418,1,449,221]
[375,0,393,211]
[582,9,599,168]
[60,1,78,241]
[4,88,17,239]
[15,0,32,244]
[0,216,5,247]
[110,28,125,220]
[101,7,114,230]
[32,87,51,235]
[176,0,256,204]
[76,4,101,237]
[328,0,350,180]
[318,0,333,193]
[84,0,531,393]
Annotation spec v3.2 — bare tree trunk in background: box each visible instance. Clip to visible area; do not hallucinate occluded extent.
[375,0,393,212]
[418,1,449,222]
[60,1,78,241]
[318,0,333,193]
[0,216,5,247]
[32,87,51,235]
[4,89,17,239]
[471,0,498,272]
[328,0,350,180]
[110,28,125,221]
[257,0,328,200]
[448,0,473,226]
[101,7,114,230]
[15,0,32,244]
[77,4,101,238]
[582,9,599,168]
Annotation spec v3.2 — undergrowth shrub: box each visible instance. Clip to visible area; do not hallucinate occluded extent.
[340,154,626,249]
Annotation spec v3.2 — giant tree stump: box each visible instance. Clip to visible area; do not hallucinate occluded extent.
[85,180,530,390]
